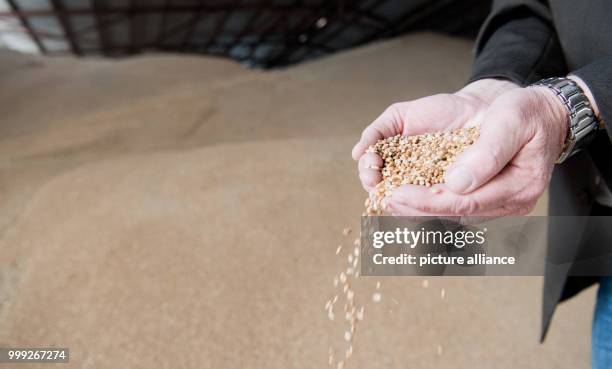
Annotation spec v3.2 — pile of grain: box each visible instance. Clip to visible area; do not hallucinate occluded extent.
[365,126,480,215]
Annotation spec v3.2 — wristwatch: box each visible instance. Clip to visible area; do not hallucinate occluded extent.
[530,77,600,164]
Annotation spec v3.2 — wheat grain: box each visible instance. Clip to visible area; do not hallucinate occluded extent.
[364,126,480,215]
[372,292,382,303]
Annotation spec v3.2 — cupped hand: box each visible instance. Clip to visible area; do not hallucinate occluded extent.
[352,78,518,192]
[386,86,568,217]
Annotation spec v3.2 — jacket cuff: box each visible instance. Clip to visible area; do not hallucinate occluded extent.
[572,56,612,141]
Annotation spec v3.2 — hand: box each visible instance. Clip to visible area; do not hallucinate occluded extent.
[353,78,519,192]
[386,86,568,216]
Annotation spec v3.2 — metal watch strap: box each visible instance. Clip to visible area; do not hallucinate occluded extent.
[530,77,599,164]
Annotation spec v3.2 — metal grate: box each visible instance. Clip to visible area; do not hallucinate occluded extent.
[0,0,489,68]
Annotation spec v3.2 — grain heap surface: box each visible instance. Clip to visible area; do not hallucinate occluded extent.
[0,34,590,369]
[365,126,480,215]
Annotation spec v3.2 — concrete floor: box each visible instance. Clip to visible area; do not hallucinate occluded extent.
[0,33,594,368]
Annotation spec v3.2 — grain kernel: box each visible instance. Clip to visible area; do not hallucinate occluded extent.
[364,126,479,215]
[372,292,382,303]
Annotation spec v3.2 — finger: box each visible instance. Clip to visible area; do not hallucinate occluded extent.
[358,152,383,171]
[382,199,467,227]
[352,107,403,161]
[382,196,416,215]
[351,126,381,161]
[388,167,518,215]
[386,185,467,215]
[382,199,434,218]
[357,153,383,190]
[444,111,527,194]
[384,197,503,224]
[359,171,381,192]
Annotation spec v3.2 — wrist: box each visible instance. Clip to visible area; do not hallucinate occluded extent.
[529,76,601,163]
[457,78,520,107]
[529,86,570,157]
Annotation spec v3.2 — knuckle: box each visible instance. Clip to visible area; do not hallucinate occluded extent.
[385,103,405,121]
[482,143,503,173]
[385,103,402,115]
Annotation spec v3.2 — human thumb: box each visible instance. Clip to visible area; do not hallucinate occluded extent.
[444,119,524,194]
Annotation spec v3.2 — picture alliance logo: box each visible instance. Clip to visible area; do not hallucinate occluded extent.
[371,227,488,249]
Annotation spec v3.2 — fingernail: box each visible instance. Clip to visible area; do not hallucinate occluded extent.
[445,165,473,193]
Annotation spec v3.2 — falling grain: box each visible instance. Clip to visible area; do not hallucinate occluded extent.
[346,345,353,359]
[372,292,382,303]
[356,306,365,321]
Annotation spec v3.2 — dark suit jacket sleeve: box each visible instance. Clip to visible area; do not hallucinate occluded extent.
[471,0,612,139]
[469,0,567,85]
[573,58,612,135]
